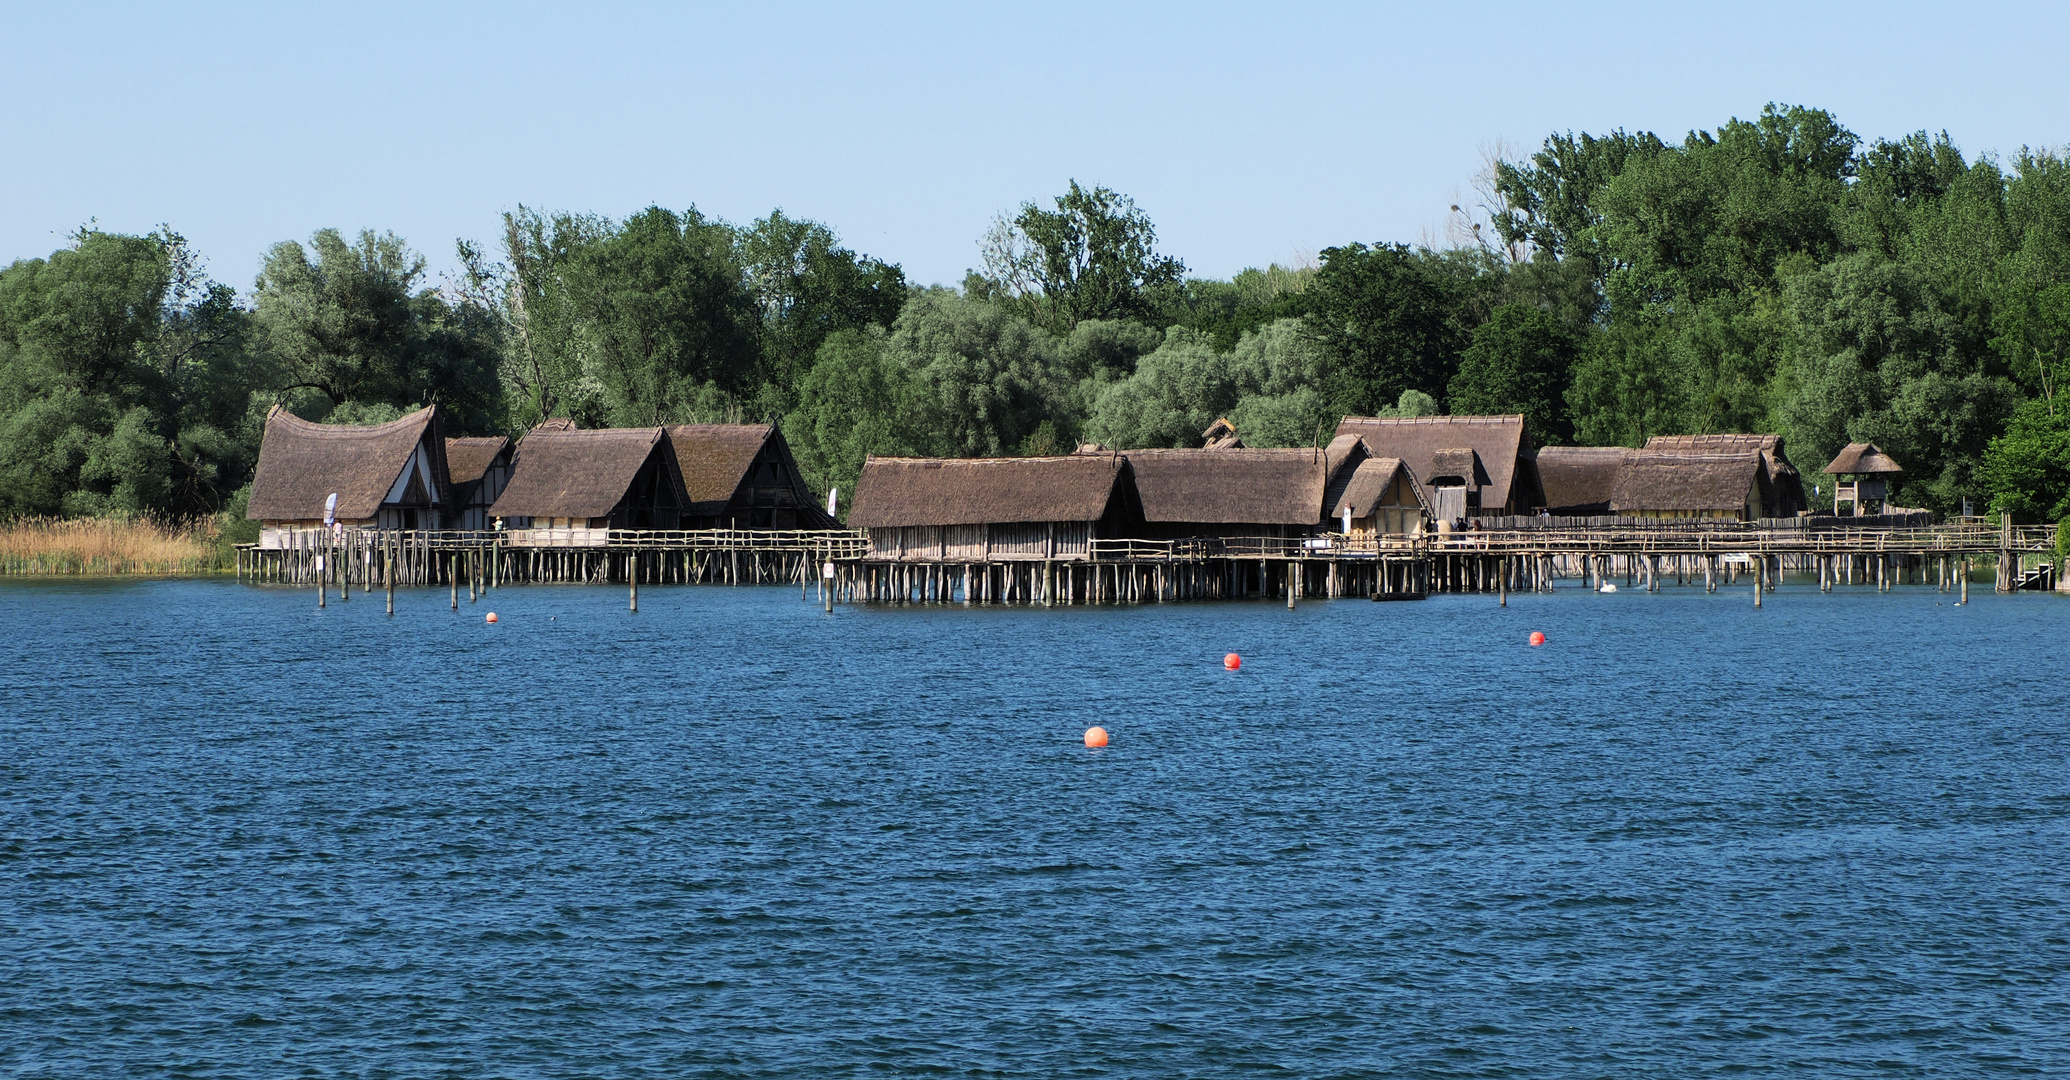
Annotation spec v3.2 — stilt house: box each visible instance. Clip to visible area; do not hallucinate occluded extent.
[666,423,835,529]
[1823,442,1903,515]
[1644,434,1806,517]
[1607,450,1766,520]
[445,436,514,531]
[245,404,452,546]
[1535,446,1627,515]
[1333,415,1541,520]
[1123,448,1330,538]
[489,427,686,544]
[848,455,1133,560]
[1325,455,1431,539]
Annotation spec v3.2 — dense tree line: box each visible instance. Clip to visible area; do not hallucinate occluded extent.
[5,103,2070,527]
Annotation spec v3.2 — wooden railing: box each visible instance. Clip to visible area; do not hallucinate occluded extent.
[244,527,868,556]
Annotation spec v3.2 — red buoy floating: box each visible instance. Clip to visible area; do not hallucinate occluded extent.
[1224,653,1242,670]
[486,612,499,624]
[1528,631,1546,646]
[1084,726,1109,748]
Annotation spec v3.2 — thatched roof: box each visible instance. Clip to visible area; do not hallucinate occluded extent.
[1127,447,1328,524]
[445,437,511,485]
[1335,415,1532,510]
[1327,457,1430,518]
[1202,418,1245,450]
[530,417,579,433]
[666,424,773,506]
[247,404,445,521]
[490,428,672,519]
[1537,446,1628,511]
[1322,433,1366,478]
[1428,448,1484,487]
[1644,433,1779,455]
[849,455,1126,528]
[1824,442,1904,475]
[1609,451,1761,513]
[1647,433,1802,481]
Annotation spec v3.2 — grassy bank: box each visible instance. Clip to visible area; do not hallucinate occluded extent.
[0,517,234,576]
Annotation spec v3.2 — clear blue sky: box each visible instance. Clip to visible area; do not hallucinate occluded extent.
[4,1,2067,291]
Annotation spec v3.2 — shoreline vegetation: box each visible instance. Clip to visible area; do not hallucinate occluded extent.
[7,104,2070,538]
[0,517,234,577]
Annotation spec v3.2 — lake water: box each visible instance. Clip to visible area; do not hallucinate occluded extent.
[3,576,2067,1077]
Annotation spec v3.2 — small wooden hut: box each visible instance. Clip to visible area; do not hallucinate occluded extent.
[245,404,452,546]
[489,427,686,544]
[445,436,514,531]
[1823,442,1903,515]
[848,455,1133,560]
[1608,450,1765,520]
[666,423,835,529]
[1644,434,1806,517]
[1326,455,1431,539]
[1333,415,1541,519]
[1535,446,1628,515]
[1124,447,1328,538]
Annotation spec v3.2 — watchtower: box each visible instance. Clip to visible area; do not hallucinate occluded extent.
[1823,443,1903,515]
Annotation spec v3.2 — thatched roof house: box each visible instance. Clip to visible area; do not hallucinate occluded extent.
[246,404,452,544]
[849,454,1132,560]
[1536,446,1628,515]
[1645,433,1806,516]
[489,427,685,541]
[1822,442,1903,515]
[1334,415,1540,518]
[1608,451,1764,520]
[445,436,513,531]
[1125,447,1329,537]
[1823,442,1903,477]
[666,423,834,529]
[1326,456,1431,538]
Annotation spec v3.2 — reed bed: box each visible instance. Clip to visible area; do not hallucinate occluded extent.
[0,517,232,576]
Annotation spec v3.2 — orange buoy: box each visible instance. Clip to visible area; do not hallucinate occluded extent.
[1084,726,1109,748]
[1224,653,1241,670]
[486,612,499,624]
[1528,631,1545,646]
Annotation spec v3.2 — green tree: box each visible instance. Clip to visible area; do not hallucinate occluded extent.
[736,210,906,407]
[978,181,1186,333]
[567,207,760,427]
[0,228,258,518]
[1780,252,2018,509]
[782,328,918,505]
[1082,327,1237,449]
[1448,303,1580,443]
[881,289,1071,457]
[1981,398,2070,520]
[1306,243,1464,416]
[254,228,504,432]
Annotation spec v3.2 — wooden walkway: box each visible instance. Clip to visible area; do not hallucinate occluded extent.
[237,520,2060,608]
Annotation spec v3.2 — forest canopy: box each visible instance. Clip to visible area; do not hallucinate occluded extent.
[5,104,2070,525]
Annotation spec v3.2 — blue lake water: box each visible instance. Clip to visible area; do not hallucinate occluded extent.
[3,576,2068,1077]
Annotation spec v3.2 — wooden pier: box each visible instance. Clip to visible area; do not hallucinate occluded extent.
[237,528,863,590]
[237,519,2059,607]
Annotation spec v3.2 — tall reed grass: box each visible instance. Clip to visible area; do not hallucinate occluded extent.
[0,517,232,576]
